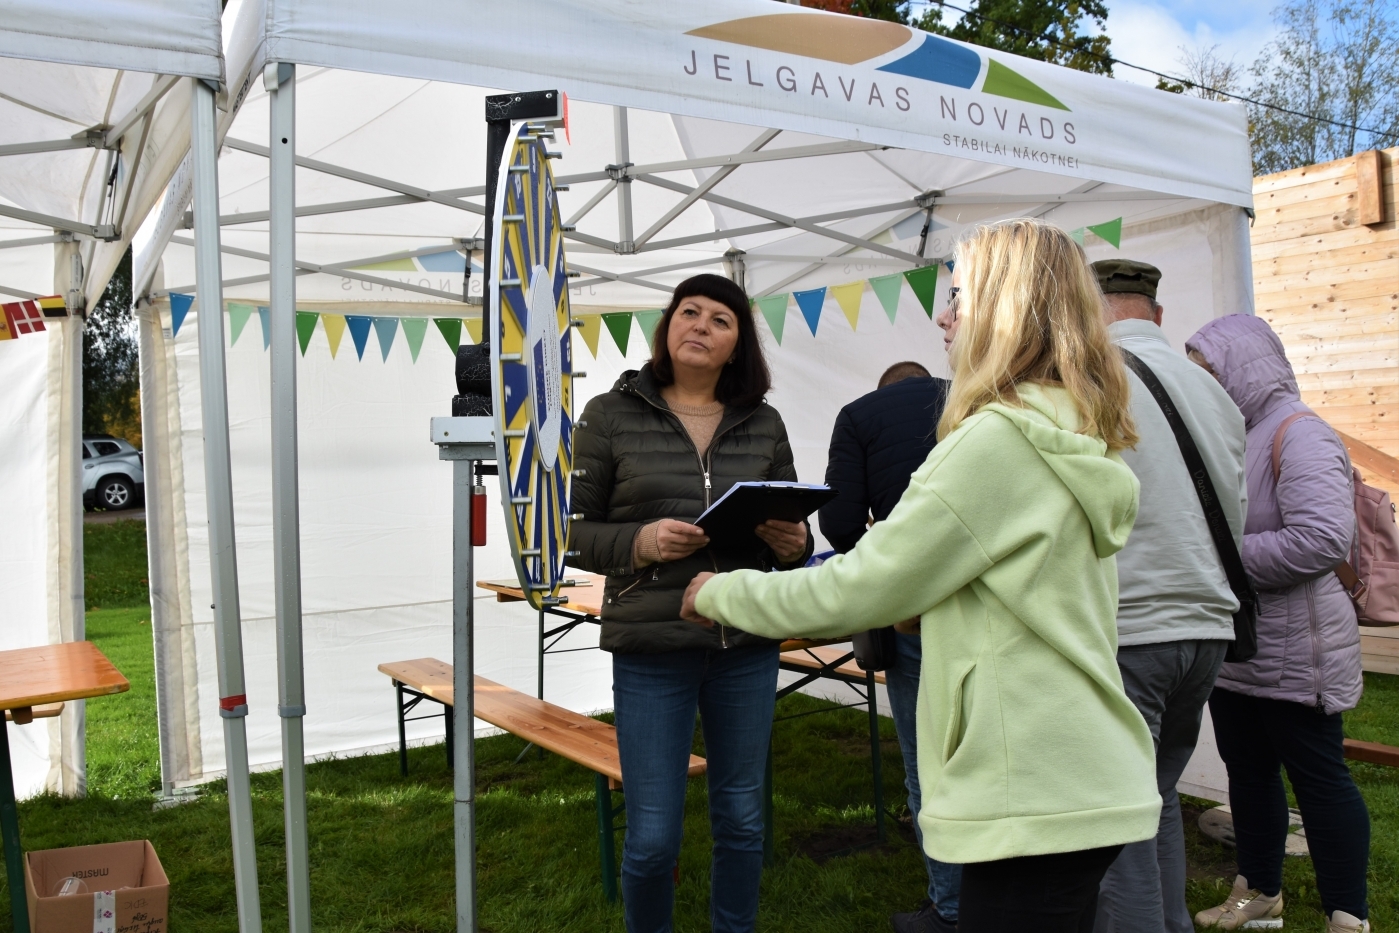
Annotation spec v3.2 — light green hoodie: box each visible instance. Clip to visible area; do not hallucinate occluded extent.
[697,383,1161,864]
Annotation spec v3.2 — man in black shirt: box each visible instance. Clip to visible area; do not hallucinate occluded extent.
[820,361,958,933]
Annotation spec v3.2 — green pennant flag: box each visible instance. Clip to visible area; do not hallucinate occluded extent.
[869,273,903,324]
[601,312,633,356]
[434,317,462,353]
[1087,217,1123,249]
[401,317,428,362]
[1069,227,1086,246]
[295,311,319,356]
[228,303,254,347]
[634,309,664,350]
[755,294,789,345]
[903,266,939,318]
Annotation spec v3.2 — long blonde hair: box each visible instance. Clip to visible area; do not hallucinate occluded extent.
[938,219,1138,451]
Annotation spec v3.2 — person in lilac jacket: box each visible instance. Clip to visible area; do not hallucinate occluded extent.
[1185,314,1370,933]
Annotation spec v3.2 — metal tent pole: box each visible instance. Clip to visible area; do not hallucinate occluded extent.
[453,456,479,932]
[191,76,263,933]
[266,61,313,933]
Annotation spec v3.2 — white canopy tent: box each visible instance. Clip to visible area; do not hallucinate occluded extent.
[132,0,1252,926]
[0,0,223,800]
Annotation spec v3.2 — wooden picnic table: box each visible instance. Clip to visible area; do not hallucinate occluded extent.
[0,641,129,933]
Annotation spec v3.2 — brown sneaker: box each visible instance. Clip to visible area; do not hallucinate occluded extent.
[1194,875,1284,929]
[1326,911,1370,933]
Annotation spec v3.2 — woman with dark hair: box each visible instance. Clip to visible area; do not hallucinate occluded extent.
[567,273,812,933]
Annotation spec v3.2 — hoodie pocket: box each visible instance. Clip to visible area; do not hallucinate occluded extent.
[941,665,974,764]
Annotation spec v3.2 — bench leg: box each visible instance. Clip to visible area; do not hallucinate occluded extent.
[445,703,454,771]
[595,773,619,903]
[867,670,886,843]
[395,681,408,777]
[763,742,775,867]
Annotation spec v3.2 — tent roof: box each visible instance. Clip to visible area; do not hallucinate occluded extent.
[0,0,225,305]
[148,0,1252,312]
[232,0,1251,207]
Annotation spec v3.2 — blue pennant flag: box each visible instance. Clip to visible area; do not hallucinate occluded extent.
[793,287,827,337]
[345,315,373,360]
[169,293,194,337]
[257,306,271,350]
[372,317,398,361]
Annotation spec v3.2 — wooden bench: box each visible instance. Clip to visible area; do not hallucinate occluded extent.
[378,658,705,901]
[1344,738,1399,769]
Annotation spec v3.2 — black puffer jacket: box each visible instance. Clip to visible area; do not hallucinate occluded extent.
[567,365,813,653]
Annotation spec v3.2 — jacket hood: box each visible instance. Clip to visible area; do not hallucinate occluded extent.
[983,384,1139,559]
[1185,314,1299,429]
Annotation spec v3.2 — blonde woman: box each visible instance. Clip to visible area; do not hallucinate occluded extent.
[680,220,1161,933]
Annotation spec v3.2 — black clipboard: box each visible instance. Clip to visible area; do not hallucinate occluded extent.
[695,482,835,554]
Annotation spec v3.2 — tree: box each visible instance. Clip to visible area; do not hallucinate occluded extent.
[83,247,141,446]
[1155,45,1241,102]
[1248,0,1399,175]
[801,0,911,20]
[918,0,1113,76]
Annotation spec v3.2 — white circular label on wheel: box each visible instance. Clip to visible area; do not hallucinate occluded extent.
[525,262,562,471]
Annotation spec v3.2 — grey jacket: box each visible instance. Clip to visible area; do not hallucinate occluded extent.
[1111,320,1247,646]
[1187,314,1362,712]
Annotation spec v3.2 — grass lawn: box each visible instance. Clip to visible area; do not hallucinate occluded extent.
[0,519,1395,931]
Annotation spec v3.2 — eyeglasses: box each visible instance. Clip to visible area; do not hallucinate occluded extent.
[946,286,961,320]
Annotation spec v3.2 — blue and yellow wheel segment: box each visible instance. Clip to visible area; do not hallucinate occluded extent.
[490,123,574,610]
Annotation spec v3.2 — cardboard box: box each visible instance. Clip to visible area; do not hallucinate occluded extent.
[24,840,169,933]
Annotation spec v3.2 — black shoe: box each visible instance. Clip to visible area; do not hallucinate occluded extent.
[891,899,957,933]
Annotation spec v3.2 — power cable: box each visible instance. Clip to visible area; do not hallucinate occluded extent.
[919,0,1399,143]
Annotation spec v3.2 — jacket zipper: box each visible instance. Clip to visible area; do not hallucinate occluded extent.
[626,383,759,647]
[1305,584,1324,713]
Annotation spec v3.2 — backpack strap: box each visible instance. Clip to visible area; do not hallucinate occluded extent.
[1272,411,1317,482]
[1270,409,1362,592]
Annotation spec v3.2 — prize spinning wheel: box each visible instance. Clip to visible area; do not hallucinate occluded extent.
[490,122,576,610]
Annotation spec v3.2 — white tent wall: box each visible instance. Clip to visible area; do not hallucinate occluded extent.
[144,197,1248,781]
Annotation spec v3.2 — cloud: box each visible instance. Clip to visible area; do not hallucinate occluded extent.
[1106,0,1278,88]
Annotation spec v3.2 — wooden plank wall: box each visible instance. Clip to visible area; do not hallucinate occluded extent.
[1252,149,1398,461]
[1252,151,1399,674]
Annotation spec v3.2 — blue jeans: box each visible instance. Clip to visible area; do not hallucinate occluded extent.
[885,630,963,921]
[612,645,779,933]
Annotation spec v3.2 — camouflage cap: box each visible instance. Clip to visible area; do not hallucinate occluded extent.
[1091,259,1161,300]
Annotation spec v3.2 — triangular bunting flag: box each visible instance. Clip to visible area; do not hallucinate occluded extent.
[575,315,602,357]
[322,314,347,358]
[295,311,319,356]
[373,317,398,361]
[1069,227,1086,246]
[869,274,903,324]
[903,266,939,318]
[944,260,955,273]
[1087,217,1123,249]
[257,306,271,349]
[464,317,483,345]
[793,287,826,337]
[401,317,428,362]
[228,303,254,347]
[169,293,193,337]
[633,310,663,351]
[434,318,462,354]
[601,312,633,356]
[345,315,373,360]
[830,282,864,331]
[755,294,788,345]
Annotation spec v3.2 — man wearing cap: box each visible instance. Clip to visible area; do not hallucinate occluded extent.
[1091,260,1248,933]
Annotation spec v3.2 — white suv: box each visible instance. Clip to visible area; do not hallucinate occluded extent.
[82,434,145,511]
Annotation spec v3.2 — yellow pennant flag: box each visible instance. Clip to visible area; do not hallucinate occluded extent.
[830,281,864,331]
[464,317,483,345]
[575,314,602,357]
[321,314,347,358]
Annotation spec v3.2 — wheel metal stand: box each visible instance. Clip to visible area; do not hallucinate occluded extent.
[432,416,496,933]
